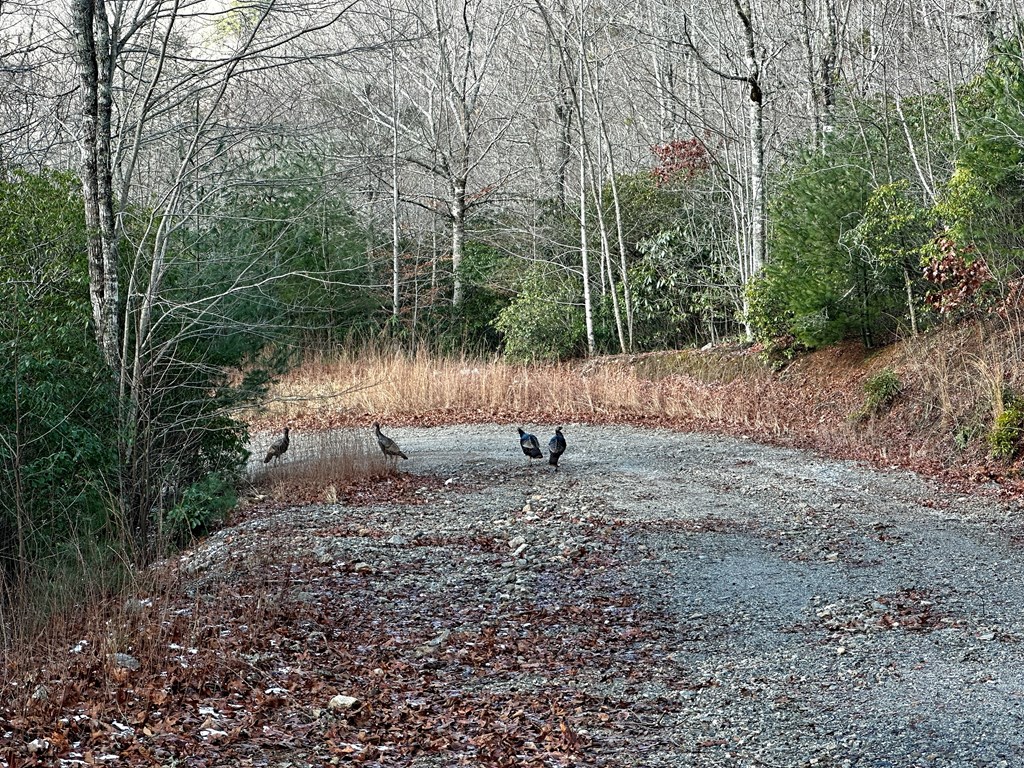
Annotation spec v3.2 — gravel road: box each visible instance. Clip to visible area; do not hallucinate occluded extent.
[204,424,1024,766]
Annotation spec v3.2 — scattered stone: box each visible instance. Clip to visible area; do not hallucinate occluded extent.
[328,694,362,712]
[315,548,334,564]
[111,653,141,671]
[414,630,452,658]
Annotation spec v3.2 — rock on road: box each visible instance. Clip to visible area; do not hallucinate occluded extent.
[218,424,1024,766]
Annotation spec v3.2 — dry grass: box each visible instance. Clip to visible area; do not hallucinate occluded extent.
[248,343,788,430]
[899,323,996,429]
[0,560,182,710]
[249,428,394,504]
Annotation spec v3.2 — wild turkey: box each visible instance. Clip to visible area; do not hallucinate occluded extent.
[548,426,566,469]
[374,422,408,462]
[263,426,290,464]
[518,427,543,463]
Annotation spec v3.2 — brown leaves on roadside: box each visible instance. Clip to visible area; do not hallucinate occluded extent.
[871,589,952,632]
[1,528,664,767]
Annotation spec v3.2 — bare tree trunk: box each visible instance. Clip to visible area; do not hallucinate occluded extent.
[583,58,626,353]
[535,0,577,209]
[588,59,633,350]
[411,233,422,346]
[391,12,401,319]
[554,99,574,209]
[552,27,575,210]
[798,0,822,146]
[683,1,766,340]
[451,175,467,306]
[392,187,401,319]
[894,95,936,204]
[7,295,28,597]
[820,0,841,138]
[735,0,765,289]
[431,221,438,296]
[579,158,595,356]
[577,3,595,356]
[799,0,842,150]
[73,0,120,374]
[587,153,626,353]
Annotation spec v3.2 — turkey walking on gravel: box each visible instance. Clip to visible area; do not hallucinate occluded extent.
[374,422,408,464]
[518,427,543,464]
[263,426,290,464]
[548,426,566,469]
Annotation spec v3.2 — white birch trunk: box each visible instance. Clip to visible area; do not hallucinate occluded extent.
[577,3,595,356]
[451,176,467,306]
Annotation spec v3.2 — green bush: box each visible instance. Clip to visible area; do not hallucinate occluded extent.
[954,417,988,454]
[0,170,119,587]
[854,367,902,421]
[184,155,380,344]
[166,472,237,542]
[417,240,513,353]
[759,139,874,348]
[756,92,956,349]
[493,267,584,361]
[942,36,1024,282]
[631,225,739,349]
[989,394,1024,460]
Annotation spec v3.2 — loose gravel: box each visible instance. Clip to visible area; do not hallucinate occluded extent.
[187,423,1024,767]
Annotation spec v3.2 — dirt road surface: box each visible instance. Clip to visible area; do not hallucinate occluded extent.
[183,424,1024,767]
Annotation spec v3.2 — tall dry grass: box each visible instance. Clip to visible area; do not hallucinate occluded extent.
[251,343,786,430]
[249,427,388,502]
[244,319,1024,485]
[0,557,183,719]
[894,319,1024,463]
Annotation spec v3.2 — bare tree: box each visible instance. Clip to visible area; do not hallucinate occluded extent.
[350,0,522,308]
[795,0,844,150]
[680,0,769,337]
[68,0,366,554]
